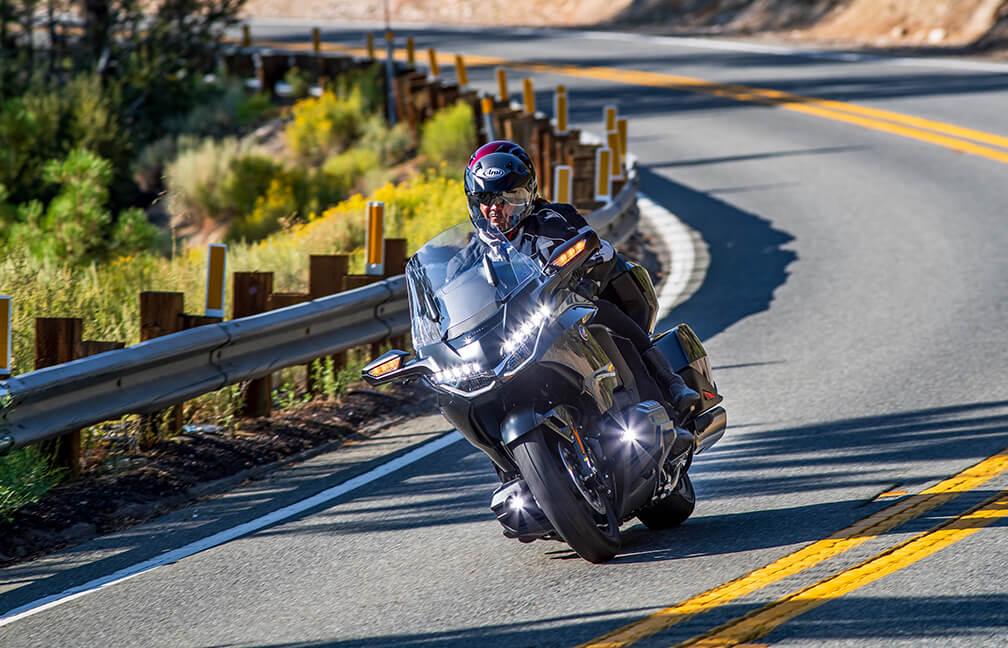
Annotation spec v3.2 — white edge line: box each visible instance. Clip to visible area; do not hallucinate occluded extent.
[0,430,464,627]
[637,192,706,323]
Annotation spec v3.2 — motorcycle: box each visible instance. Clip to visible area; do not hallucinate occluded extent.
[362,223,726,563]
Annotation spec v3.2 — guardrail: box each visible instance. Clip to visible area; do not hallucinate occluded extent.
[0,30,641,462]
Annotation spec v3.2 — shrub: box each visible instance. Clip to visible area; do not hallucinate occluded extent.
[0,447,64,522]
[285,89,368,164]
[284,66,311,100]
[164,137,243,233]
[420,101,476,172]
[359,115,415,165]
[321,147,380,196]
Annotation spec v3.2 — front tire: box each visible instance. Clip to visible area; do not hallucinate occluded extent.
[637,472,696,530]
[511,428,620,563]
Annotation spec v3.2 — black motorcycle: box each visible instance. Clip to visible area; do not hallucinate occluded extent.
[363,223,726,563]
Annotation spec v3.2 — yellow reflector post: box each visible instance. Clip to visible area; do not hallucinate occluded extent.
[604,105,617,132]
[205,243,228,318]
[0,295,11,378]
[481,95,497,139]
[311,27,321,54]
[406,36,416,64]
[617,117,628,158]
[496,67,508,103]
[366,33,375,59]
[595,147,612,202]
[369,356,402,378]
[608,130,624,180]
[455,54,469,86]
[553,165,572,204]
[241,24,251,48]
[384,29,394,44]
[552,239,588,269]
[523,78,535,115]
[366,201,385,276]
[554,85,568,134]
[427,48,439,77]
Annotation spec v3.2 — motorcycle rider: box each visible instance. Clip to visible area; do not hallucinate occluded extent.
[463,140,700,424]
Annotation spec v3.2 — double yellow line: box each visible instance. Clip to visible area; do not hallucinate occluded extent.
[275,39,1008,166]
[581,449,1008,647]
[682,490,1008,647]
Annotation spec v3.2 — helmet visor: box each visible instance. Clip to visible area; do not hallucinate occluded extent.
[470,187,533,208]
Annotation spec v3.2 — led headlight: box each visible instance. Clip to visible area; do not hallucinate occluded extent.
[501,305,552,355]
[434,362,482,384]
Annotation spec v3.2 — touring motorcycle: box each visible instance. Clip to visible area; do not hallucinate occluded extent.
[363,223,726,563]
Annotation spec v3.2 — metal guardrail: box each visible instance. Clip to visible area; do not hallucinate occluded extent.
[0,162,638,454]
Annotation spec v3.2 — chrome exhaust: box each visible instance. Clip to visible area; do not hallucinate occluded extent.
[693,406,726,454]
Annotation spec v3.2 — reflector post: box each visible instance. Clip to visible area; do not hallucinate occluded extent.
[481,95,496,140]
[595,148,612,203]
[617,117,628,158]
[604,104,617,132]
[365,201,385,276]
[553,165,572,204]
[523,78,535,115]
[554,85,568,134]
[427,48,439,77]
[406,36,416,64]
[384,29,394,44]
[205,244,228,318]
[366,33,375,59]
[608,130,624,180]
[496,67,508,103]
[311,27,321,54]
[455,54,469,86]
[241,24,251,48]
[0,295,10,378]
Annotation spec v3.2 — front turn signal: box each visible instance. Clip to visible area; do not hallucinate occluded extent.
[550,239,587,269]
[368,356,402,378]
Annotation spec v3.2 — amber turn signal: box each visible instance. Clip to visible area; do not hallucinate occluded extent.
[368,356,402,378]
[551,239,587,269]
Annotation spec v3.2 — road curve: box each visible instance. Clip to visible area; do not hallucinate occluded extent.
[2,24,1007,647]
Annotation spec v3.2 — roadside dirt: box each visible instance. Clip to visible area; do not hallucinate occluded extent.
[243,0,1008,56]
[0,384,437,566]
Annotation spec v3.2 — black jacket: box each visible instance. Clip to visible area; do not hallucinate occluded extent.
[509,199,590,266]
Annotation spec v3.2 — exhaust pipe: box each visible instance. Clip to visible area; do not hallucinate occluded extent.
[693,406,726,454]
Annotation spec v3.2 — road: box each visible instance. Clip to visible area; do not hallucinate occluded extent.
[3,24,1008,647]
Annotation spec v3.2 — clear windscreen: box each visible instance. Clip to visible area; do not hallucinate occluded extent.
[407,224,541,347]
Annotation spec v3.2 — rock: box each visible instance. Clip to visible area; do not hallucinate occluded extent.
[117,502,153,520]
[61,522,97,544]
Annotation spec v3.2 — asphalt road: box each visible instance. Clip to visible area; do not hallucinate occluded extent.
[3,24,1008,647]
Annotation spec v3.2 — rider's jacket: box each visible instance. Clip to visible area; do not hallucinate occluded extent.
[508,198,591,266]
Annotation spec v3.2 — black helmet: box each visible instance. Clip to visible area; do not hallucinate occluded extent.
[464,140,537,236]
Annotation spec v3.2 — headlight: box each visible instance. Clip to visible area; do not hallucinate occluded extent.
[501,305,552,355]
[434,362,482,384]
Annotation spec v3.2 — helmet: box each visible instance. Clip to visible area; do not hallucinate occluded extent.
[464,140,538,237]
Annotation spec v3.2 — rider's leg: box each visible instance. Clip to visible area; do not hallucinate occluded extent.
[592,299,700,424]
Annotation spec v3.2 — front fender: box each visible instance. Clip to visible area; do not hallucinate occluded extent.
[502,404,579,447]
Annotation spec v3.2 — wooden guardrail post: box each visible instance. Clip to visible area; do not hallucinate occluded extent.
[233,272,274,417]
[308,255,349,394]
[140,291,185,441]
[0,295,10,379]
[35,317,83,475]
[383,238,409,351]
[366,33,375,59]
[455,54,468,87]
[427,48,440,77]
[241,24,251,48]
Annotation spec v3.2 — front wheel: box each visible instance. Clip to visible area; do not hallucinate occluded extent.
[511,428,620,563]
[637,472,696,530]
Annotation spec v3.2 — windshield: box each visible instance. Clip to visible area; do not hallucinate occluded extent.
[407,224,541,347]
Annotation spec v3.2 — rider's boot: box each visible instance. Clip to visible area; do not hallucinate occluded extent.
[642,346,701,426]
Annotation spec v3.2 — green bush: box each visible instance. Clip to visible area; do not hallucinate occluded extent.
[284,67,311,100]
[321,147,380,196]
[420,101,476,172]
[164,137,243,231]
[0,447,64,522]
[3,149,160,264]
[286,89,368,164]
[360,116,415,165]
